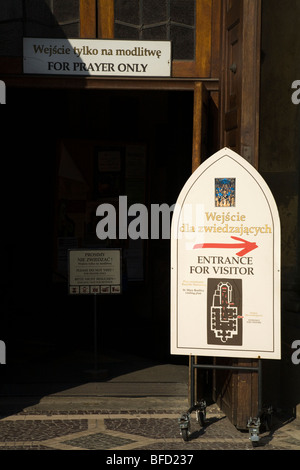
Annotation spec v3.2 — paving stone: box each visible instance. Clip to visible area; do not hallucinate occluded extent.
[0,419,88,441]
[0,393,299,450]
[64,432,136,450]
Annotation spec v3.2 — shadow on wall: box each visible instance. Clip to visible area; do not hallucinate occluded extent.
[0,0,80,58]
[260,0,300,419]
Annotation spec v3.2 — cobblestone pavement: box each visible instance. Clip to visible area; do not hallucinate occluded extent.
[1,356,300,452]
[0,403,299,451]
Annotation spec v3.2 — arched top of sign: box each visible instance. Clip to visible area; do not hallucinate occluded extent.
[171,148,281,360]
[172,148,280,238]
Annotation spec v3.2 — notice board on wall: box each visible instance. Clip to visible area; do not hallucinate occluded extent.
[68,248,121,295]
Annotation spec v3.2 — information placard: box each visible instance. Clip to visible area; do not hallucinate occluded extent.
[68,249,121,295]
[170,148,281,360]
[23,38,171,77]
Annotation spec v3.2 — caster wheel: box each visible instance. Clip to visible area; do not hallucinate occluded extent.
[196,410,206,426]
[265,413,272,431]
[251,440,259,448]
[181,428,189,442]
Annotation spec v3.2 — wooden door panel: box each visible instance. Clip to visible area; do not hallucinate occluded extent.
[80,0,221,79]
[220,0,261,168]
[216,0,262,429]
[222,0,242,153]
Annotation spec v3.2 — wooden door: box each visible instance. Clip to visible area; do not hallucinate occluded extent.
[80,0,221,79]
[220,0,261,169]
[214,0,262,430]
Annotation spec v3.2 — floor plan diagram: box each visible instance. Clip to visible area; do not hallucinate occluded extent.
[207,279,243,346]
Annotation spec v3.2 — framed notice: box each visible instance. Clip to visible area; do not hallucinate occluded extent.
[68,249,121,295]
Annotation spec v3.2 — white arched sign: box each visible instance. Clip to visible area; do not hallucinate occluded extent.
[171,148,281,359]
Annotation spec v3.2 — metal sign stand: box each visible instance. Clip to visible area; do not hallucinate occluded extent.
[178,356,273,446]
[86,294,108,377]
[93,294,99,372]
[171,150,280,447]
[68,248,122,376]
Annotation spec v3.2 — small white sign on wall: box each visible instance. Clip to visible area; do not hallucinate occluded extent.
[68,249,121,295]
[23,38,171,77]
[170,148,281,360]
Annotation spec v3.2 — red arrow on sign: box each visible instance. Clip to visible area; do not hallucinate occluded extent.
[193,236,258,257]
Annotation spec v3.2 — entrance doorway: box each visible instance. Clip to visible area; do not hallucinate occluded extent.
[53,89,195,361]
[3,86,207,384]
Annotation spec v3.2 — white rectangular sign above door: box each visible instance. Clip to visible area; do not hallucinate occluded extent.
[23,38,171,77]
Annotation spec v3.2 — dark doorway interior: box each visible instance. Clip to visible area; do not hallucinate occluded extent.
[2,86,194,383]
